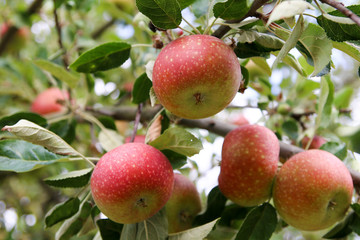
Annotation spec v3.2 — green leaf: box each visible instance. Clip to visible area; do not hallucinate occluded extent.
[315,77,334,129]
[44,168,93,188]
[55,200,92,240]
[98,116,117,130]
[48,119,77,144]
[45,198,81,228]
[120,208,168,240]
[132,73,153,104]
[218,204,249,227]
[98,128,124,152]
[70,42,131,73]
[334,86,354,109]
[266,0,314,26]
[149,127,203,157]
[351,203,360,216]
[0,112,47,129]
[168,218,219,240]
[194,186,227,226]
[323,212,355,239]
[272,15,305,69]
[349,212,360,235]
[34,59,79,88]
[320,142,347,160]
[332,41,360,62]
[135,0,182,29]
[97,219,124,240]
[317,5,360,42]
[282,120,299,141]
[0,139,68,172]
[161,149,187,169]
[235,203,277,240]
[2,119,79,156]
[213,0,249,20]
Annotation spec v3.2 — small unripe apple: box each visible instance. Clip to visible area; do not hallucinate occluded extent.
[90,143,174,224]
[31,88,69,115]
[152,34,241,119]
[273,149,353,231]
[0,23,29,54]
[166,173,202,233]
[218,125,280,207]
[125,135,145,143]
[301,135,327,149]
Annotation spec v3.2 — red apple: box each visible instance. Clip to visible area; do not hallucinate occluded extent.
[166,173,202,233]
[231,114,249,126]
[218,125,280,207]
[0,23,29,54]
[301,135,327,149]
[152,34,241,119]
[90,143,174,224]
[273,149,353,231]
[125,135,146,143]
[31,88,69,115]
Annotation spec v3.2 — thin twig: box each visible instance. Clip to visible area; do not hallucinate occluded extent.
[91,18,117,39]
[53,1,69,68]
[130,103,144,143]
[319,0,360,27]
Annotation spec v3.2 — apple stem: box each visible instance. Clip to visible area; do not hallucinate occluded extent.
[130,103,143,143]
[143,220,149,240]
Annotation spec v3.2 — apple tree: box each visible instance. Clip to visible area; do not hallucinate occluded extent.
[1,0,360,239]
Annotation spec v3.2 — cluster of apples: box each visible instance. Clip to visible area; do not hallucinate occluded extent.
[219,124,353,231]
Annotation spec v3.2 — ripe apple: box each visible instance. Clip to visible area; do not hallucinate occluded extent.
[231,114,249,126]
[273,149,353,231]
[166,173,202,233]
[90,143,174,224]
[301,135,327,149]
[125,135,146,143]
[218,125,280,207]
[31,88,69,115]
[152,34,241,119]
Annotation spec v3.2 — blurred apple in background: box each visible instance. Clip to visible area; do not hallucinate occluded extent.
[31,88,69,116]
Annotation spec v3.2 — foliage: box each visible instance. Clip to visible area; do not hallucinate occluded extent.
[0,0,360,239]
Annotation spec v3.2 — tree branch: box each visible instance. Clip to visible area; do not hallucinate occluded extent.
[87,105,360,191]
[91,18,117,39]
[319,0,360,27]
[53,1,69,68]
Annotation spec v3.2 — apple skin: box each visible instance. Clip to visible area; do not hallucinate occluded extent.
[152,34,241,119]
[273,149,353,231]
[125,135,146,143]
[166,173,202,233]
[301,135,327,149]
[90,143,174,224]
[218,125,280,207]
[31,88,69,115]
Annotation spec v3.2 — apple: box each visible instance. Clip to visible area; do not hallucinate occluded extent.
[301,135,327,149]
[125,135,146,143]
[0,23,29,54]
[231,114,249,126]
[90,143,174,224]
[31,88,69,115]
[218,125,280,207]
[152,34,241,119]
[166,173,202,233]
[273,149,353,231]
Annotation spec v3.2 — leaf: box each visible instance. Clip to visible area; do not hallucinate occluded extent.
[44,168,93,188]
[272,15,305,69]
[55,200,92,240]
[267,0,314,27]
[45,198,81,228]
[0,139,68,172]
[178,0,196,9]
[332,41,360,63]
[149,87,159,107]
[132,73,153,104]
[149,127,203,157]
[98,128,124,152]
[282,120,299,141]
[315,77,334,129]
[48,119,77,144]
[161,149,187,169]
[2,119,79,156]
[33,59,79,88]
[0,112,47,129]
[97,219,124,240]
[323,212,355,239]
[218,204,249,227]
[135,0,182,29]
[235,203,277,240]
[193,186,227,226]
[213,0,249,20]
[317,5,360,42]
[352,203,360,216]
[70,42,131,73]
[320,141,347,160]
[298,23,333,76]
[120,208,168,240]
[168,218,219,240]
[145,60,155,81]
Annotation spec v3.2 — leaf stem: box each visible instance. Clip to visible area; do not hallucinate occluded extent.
[182,17,201,34]
[130,103,143,142]
[131,44,153,48]
[177,26,194,35]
